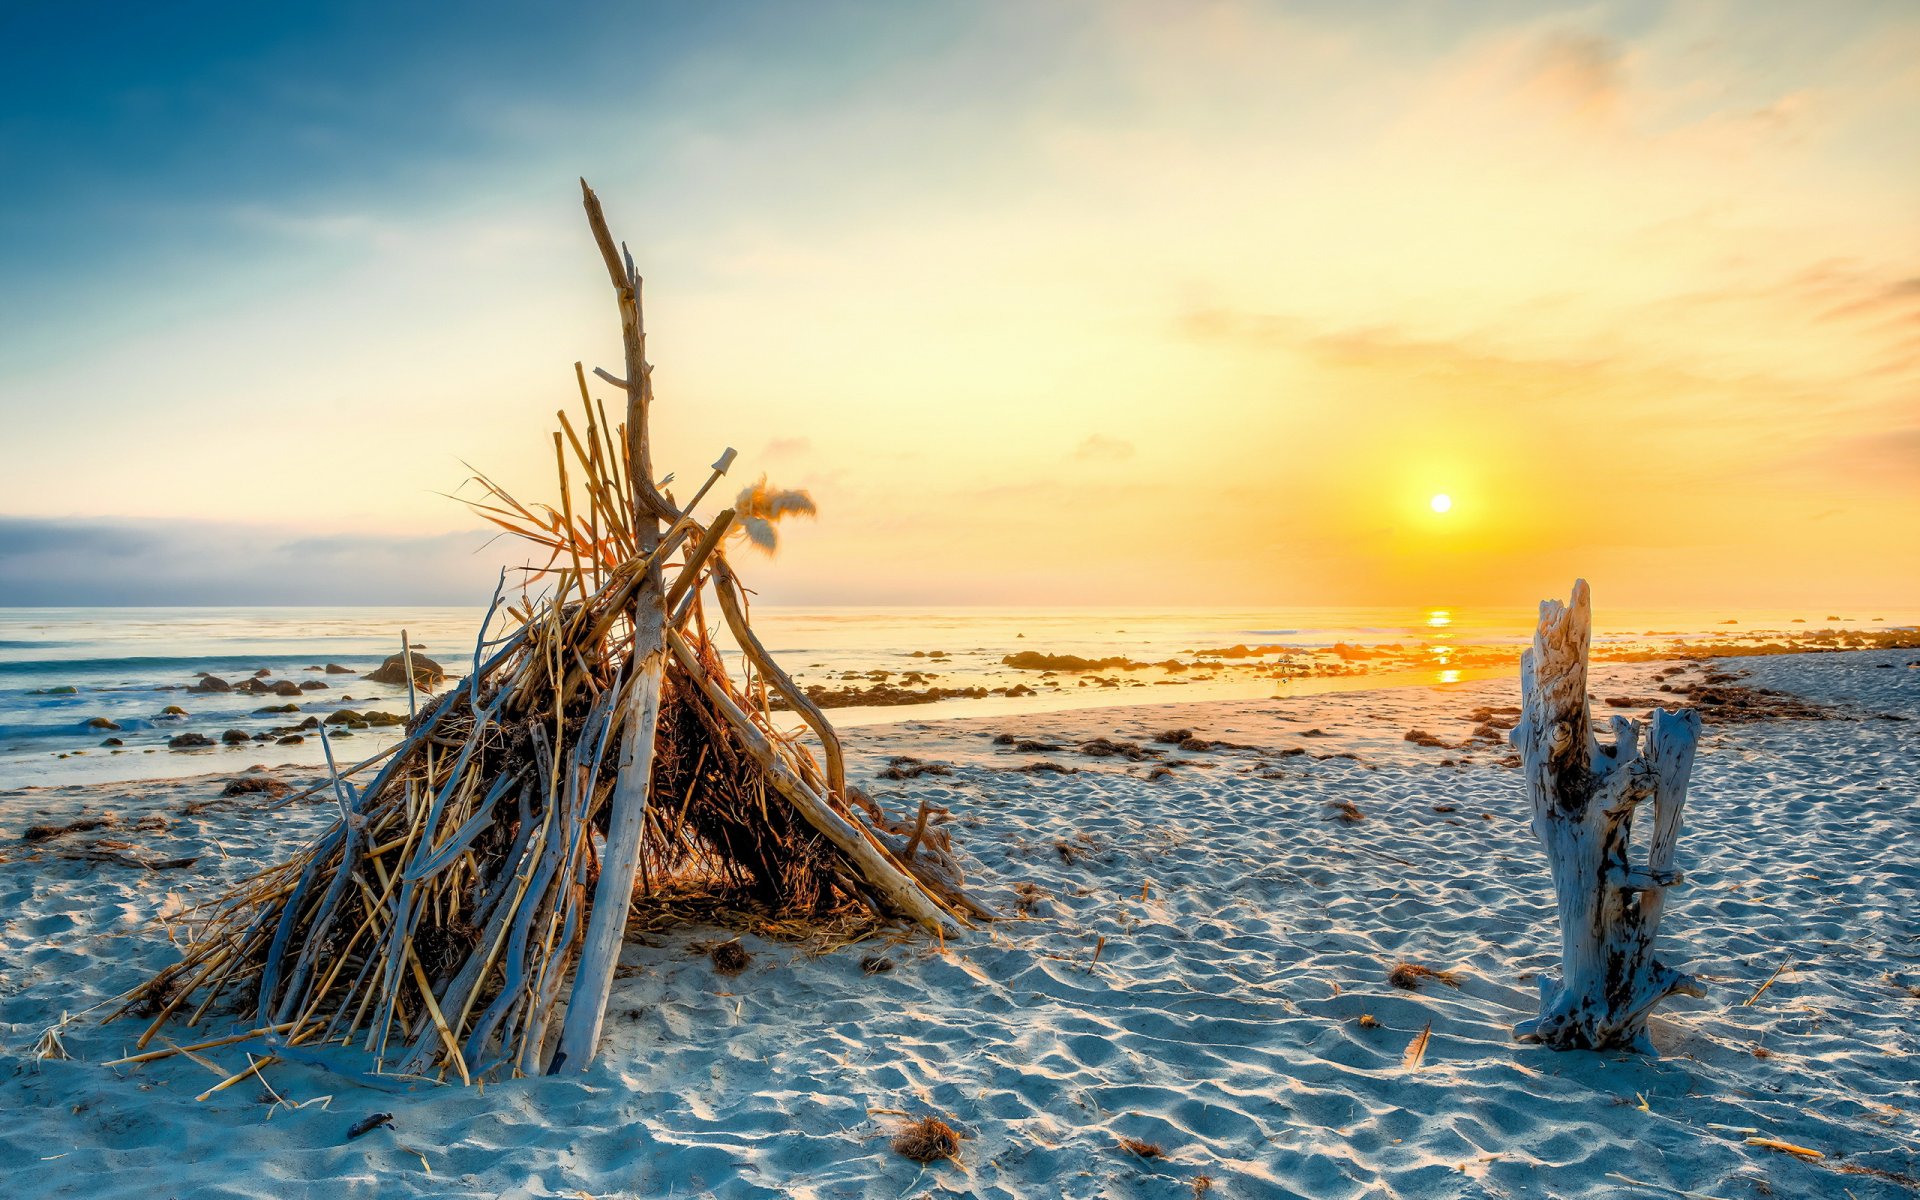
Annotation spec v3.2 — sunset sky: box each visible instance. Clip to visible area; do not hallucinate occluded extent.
[1,1,1915,607]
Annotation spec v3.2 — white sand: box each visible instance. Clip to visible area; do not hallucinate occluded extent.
[2,650,1915,1198]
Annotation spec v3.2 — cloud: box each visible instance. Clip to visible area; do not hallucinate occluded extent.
[1073,434,1135,462]
[759,436,813,460]
[0,516,514,605]
[1518,32,1626,120]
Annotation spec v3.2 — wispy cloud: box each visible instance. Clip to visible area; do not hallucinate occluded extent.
[1073,435,1135,462]
[0,516,511,605]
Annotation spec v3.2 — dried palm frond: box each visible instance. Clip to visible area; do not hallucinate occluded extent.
[733,475,817,552]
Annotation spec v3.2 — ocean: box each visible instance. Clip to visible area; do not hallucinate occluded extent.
[1,604,1912,788]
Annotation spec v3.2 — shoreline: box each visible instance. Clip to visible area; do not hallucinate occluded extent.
[10,621,1918,790]
[2,647,1916,1197]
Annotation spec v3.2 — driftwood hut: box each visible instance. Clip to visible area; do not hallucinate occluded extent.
[112,181,991,1081]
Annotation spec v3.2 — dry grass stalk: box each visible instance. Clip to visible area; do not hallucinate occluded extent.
[1744,1136,1822,1162]
[1742,959,1791,1006]
[1118,1136,1165,1159]
[107,180,992,1083]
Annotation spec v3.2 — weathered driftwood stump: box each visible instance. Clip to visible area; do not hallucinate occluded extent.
[1512,580,1704,1053]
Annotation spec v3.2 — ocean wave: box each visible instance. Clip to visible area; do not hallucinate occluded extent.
[0,655,370,678]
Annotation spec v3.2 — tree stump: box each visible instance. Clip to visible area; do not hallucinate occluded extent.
[1511,580,1704,1053]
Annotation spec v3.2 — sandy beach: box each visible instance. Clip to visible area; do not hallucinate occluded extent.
[3,647,1914,1199]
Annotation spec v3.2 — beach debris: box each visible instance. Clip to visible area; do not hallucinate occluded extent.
[221,776,289,799]
[1326,799,1365,824]
[64,846,199,870]
[1192,1176,1214,1196]
[1742,959,1791,1006]
[876,756,953,780]
[709,940,751,975]
[1013,761,1076,775]
[1387,961,1460,990]
[859,954,894,974]
[1401,1022,1432,1070]
[1356,1014,1379,1029]
[1012,882,1051,915]
[777,680,993,709]
[110,181,992,1083]
[891,1115,961,1163]
[1117,1136,1165,1158]
[345,1112,395,1141]
[1089,935,1107,968]
[1403,729,1451,748]
[1744,1136,1822,1162]
[993,733,1064,752]
[1511,581,1705,1054]
[22,814,119,843]
[1077,737,1157,760]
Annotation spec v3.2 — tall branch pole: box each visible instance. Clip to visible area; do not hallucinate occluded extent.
[549,180,668,1073]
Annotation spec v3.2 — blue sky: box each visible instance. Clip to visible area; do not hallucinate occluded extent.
[1,2,1915,607]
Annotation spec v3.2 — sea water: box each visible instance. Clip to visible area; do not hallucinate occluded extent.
[1,604,1911,789]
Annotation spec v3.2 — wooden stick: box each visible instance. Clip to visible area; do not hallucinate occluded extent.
[407,946,470,1086]
[709,556,845,802]
[196,1053,279,1102]
[664,626,962,936]
[551,180,670,1075]
[107,1022,300,1066]
[1742,960,1790,1006]
[401,630,417,723]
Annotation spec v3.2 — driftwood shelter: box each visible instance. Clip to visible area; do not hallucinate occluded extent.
[112,182,991,1081]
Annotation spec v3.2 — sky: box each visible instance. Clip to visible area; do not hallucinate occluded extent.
[0,0,1915,608]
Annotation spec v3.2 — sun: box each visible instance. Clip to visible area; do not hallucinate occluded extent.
[1429,493,1453,514]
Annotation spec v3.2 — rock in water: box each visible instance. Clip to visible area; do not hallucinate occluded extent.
[364,653,445,688]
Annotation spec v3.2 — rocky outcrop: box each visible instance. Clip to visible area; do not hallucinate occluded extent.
[364,653,445,688]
